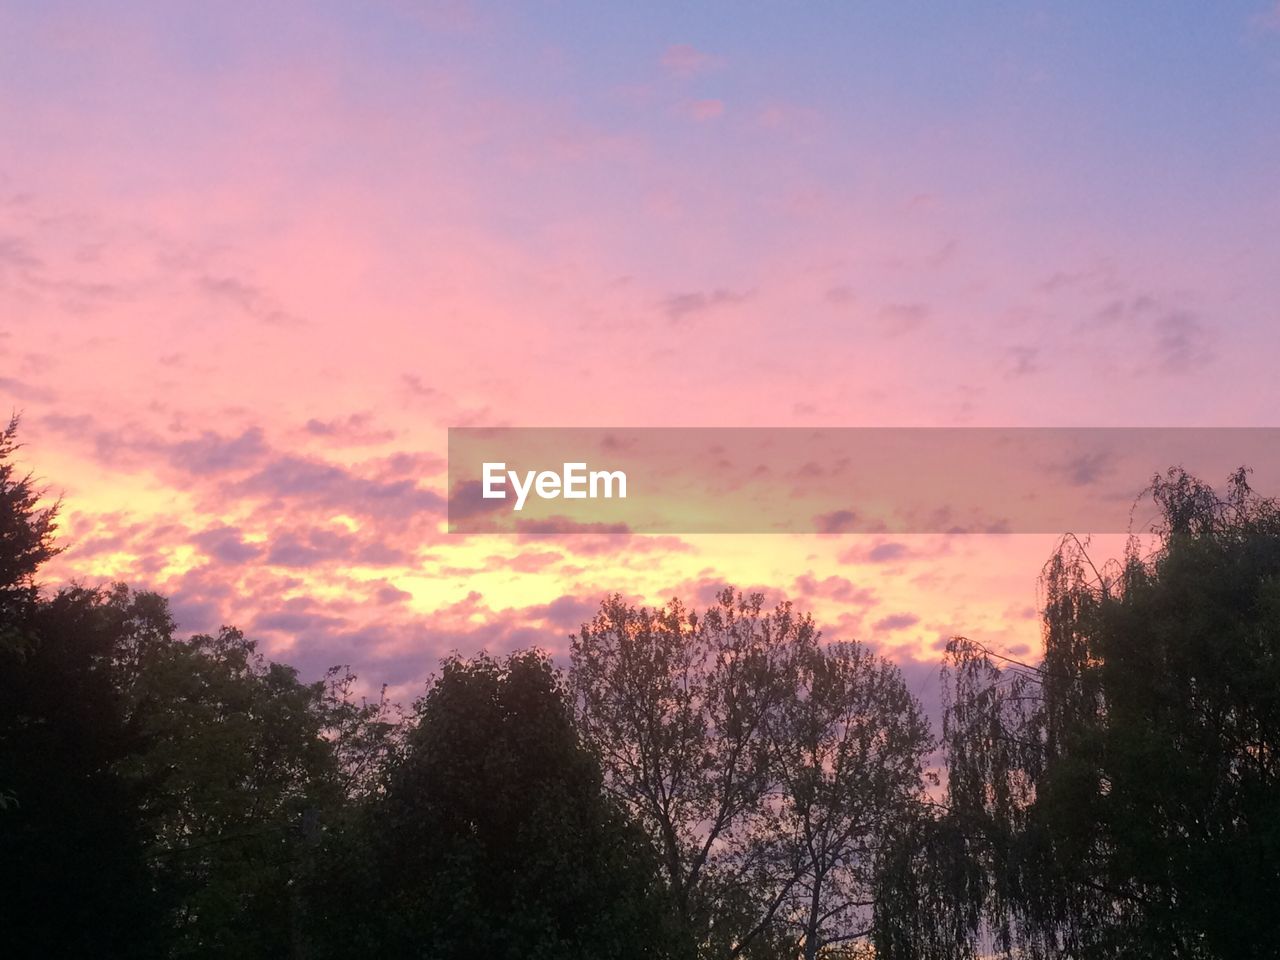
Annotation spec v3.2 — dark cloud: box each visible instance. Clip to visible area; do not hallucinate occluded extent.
[197,274,301,326]
[447,478,509,522]
[532,595,599,631]
[169,427,268,474]
[662,288,751,324]
[867,541,909,563]
[1154,310,1212,374]
[41,414,269,475]
[876,303,929,336]
[1036,260,1120,296]
[792,574,877,607]
[305,412,396,445]
[254,607,346,635]
[0,375,55,403]
[814,509,859,534]
[166,596,223,637]
[401,374,440,400]
[0,235,43,276]
[1087,294,1158,328]
[265,527,409,568]
[192,524,262,565]
[1005,345,1039,378]
[375,583,412,605]
[240,456,445,519]
[1060,283,1213,376]
[1056,449,1115,487]
[873,613,920,631]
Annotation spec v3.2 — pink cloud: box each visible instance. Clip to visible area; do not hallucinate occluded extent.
[680,98,725,121]
[660,43,721,77]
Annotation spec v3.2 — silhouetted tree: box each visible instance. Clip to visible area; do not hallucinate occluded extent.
[0,414,60,652]
[1,421,398,956]
[571,590,933,959]
[774,642,933,959]
[894,468,1280,959]
[1,591,169,955]
[110,594,375,959]
[0,419,166,956]
[358,650,690,959]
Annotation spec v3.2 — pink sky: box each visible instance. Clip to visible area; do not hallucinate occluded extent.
[3,1,1279,700]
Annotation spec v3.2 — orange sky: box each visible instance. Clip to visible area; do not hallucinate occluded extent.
[4,2,1279,702]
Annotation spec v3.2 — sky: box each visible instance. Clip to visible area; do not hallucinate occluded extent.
[3,1,1279,702]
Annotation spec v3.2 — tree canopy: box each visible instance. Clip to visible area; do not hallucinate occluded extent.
[881,468,1280,959]
[4,422,1279,959]
[570,590,933,959]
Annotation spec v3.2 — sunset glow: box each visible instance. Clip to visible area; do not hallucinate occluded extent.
[6,1,1280,702]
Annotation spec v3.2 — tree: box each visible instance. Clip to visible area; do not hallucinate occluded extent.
[571,589,933,959]
[0,413,60,652]
[109,596,365,959]
[909,468,1280,959]
[365,650,689,960]
[1,574,386,958]
[0,585,170,957]
[0,420,395,956]
[773,642,933,959]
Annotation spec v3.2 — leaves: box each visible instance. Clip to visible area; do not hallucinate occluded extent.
[571,589,933,959]
[914,468,1280,959]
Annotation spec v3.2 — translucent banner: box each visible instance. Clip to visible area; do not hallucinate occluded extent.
[447,428,1280,534]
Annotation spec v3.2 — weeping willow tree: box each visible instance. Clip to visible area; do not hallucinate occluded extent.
[875,468,1280,960]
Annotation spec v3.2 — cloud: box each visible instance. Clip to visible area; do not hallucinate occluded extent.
[192,524,262,565]
[792,574,877,607]
[873,613,920,631]
[254,606,346,635]
[0,235,42,276]
[662,288,751,323]
[876,303,929,336]
[867,542,910,563]
[1005,345,1039,378]
[1153,310,1212,374]
[401,374,440,401]
[375,582,412,604]
[837,541,912,565]
[1055,449,1115,487]
[660,43,721,77]
[264,527,409,568]
[197,274,302,326]
[488,550,563,573]
[814,510,859,534]
[448,478,509,522]
[1087,294,1158,328]
[1061,288,1212,376]
[169,427,269,474]
[1036,260,1120,296]
[530,594,599,630]
[0,375,55,403]
[239,456,445,519]
[679,98,725,121]
[304,412,396,445]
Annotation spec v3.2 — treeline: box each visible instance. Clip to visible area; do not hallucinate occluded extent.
[3,419,1280,959]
